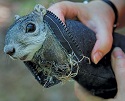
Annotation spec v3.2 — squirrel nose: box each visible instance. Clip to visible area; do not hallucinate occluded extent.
[6,48,15,56]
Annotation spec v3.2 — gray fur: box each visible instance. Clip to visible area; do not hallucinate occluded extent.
[4,4,67,63]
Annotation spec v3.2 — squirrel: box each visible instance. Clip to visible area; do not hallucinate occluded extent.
[4,4,80,88]
[4,5,68,63]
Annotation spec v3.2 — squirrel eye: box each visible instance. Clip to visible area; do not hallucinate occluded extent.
[26,23,36,33]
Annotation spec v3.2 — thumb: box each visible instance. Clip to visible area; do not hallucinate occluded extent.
[91,24,113,64]
[111,47,125,96]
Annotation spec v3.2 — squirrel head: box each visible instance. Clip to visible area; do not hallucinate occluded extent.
[4,4,48,61]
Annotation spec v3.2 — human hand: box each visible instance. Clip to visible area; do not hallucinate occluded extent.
[74,47,125,101]
[48,1,115,64]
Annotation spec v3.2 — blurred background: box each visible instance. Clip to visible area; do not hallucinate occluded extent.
[0,0,124,101]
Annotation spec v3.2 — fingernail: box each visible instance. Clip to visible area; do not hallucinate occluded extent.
[113,47,125,59]
[93,51,103,64]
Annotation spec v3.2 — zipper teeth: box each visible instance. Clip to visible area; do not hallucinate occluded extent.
[47,10,69,33]
[46,10,83,55]
[45,10,75,53]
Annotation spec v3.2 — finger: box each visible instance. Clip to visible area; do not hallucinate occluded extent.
[74,82,103,101]
[48,1,80,23]
[91,22,113,64]
[111,47,125,95]
[48,2,65,22]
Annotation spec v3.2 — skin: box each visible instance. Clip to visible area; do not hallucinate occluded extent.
[48,0,125,64]
[74,47,125,101]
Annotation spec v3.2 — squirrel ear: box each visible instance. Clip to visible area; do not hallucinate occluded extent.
[34,4,46,16]
[15,15,20,20]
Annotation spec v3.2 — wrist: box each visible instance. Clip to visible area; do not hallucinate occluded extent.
[110,0,125,28]
[102,0,118,30]
[87,0,115,28]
